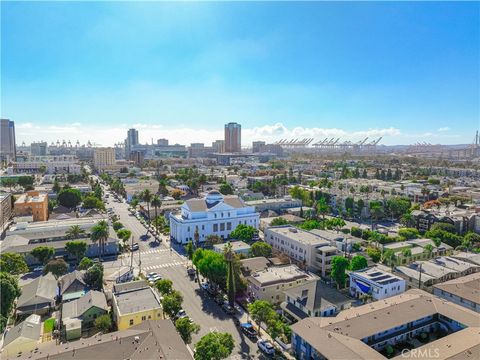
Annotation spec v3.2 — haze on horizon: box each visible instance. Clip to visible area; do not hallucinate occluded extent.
[1,1,479,147]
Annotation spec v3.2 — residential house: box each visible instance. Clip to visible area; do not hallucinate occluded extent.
[349,266,406,301]
[58,270,87,302]
[1,314,42,357]
[16,273,57,316]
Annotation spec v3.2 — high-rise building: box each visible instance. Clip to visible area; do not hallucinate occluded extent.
[31,141,48,156]
[224,122,241,153]
[0,119,16,162]
[252,141,266,153]
[212,140,225,153]
[125,128,139,158]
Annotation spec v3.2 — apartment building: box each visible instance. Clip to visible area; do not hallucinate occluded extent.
[169,190,259,244]
[246,264,318,304]
[0,192,13,233]
[433,272,480,313]
[12,155,81,174]
[349,266,406,301]
[292,289,480,360]
[93,147,116,171]
[245,196,302,213]
[264,226,338,277]
[14,190,49,222]
[112,280,164,330]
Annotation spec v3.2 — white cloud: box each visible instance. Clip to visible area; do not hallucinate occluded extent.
[437,127,450,132]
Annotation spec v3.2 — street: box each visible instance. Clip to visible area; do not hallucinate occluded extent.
[101,187,268,359]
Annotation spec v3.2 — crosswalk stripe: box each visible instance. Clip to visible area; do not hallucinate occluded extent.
[143,261,187,270]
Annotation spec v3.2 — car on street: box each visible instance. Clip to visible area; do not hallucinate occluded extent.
[147,272,158,278]
[222,302,235,314]
[240,323,258,339]
[131,243,139,251]
[257,339,275,355]
[32,266,43,272]
[175,309,187,319]
[140,234,151,241]
[187,267,196,277]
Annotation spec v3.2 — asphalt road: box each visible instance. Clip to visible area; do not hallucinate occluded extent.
[100,185,267,359]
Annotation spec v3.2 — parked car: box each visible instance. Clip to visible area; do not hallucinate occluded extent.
[187,267,196,277]
[257,340,275,355]
[131,243,139,251]
[240,323,257,339]
[222,302,235,314]
[215,294,226,305]
[140,234,150,241]
[147,272,158,279]
[175,309,187,319]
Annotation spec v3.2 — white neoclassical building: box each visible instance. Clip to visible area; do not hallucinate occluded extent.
[169,191,260,244]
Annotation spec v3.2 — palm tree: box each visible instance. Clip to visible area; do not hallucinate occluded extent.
[66,225,85,239]
[369,202,384,231]
[150,195,162,239]
[90,220,109,260]
[224,243,236,307]
[315,197,330,220]
[424,244,434,259]
[142,189,152,226]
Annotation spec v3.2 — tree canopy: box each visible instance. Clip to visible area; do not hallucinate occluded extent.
[84,263,104,290]
[250,242,273,258]
[65,241,87,263]
[30,246,55,265]
[44,258,69,277]
[349,255,367,271]
[331,256,349,289]
[0,253,29,274]
[57,188,82,208]
[161,290,183,318]
[175,317,200,344]
[229,224,257,242]
[194,332,234,360]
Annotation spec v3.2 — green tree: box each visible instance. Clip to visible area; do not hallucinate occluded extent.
[116,228,132,243]
[382,249,396,267]
[57,188,82,208]
[66,225,86,239]
[185,241,194,261]
[65,241,87,263]
[219,182,234,195]
[44,258,69,277]
[82,195,105,210]
[367,247,382,263]
[30,246,55,265]
[52,178,61,193]
[248,300,276,336]
[0,253,29,274]
[430,222,456,234]
[90,220,109,259]
[150,195,162,237]
[112,221,124,231]
[229,224,257,242]
[142,189,152,225]
[315,197,330,219]
[224,243,236,306]
[331,256,350,289]
[349,255,368,271]
[193,249,227,287]
[369,201,384,230]
[84,263,104,290]
[250,241,273,258]
[94,314,111,333]
[0,272,21,320]
[194,332,234,360]
[161,290,183,318]
[398,228,420,240]
[175,317,200,344]
[78,257,94,270]
[270,217,288,226]
[155,279,173,295]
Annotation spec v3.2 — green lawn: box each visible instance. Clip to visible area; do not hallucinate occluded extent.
[43,318,55,333]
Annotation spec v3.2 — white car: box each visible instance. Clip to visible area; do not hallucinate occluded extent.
[147,272,158,278]
[257,340,275,355]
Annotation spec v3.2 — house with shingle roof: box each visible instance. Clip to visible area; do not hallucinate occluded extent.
[1,314,42,357]
[16,273,57,316]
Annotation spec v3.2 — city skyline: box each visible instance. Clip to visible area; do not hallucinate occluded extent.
[2,1,479,146]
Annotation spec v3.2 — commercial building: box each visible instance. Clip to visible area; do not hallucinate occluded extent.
[246,264,318,304]
[1,314,42,358]
[112,280,164,330]
[224,122,241,153]
[212,139,225,153]
[282,279,352,321]
[0,192,13,233]
[0,118,16,162]
[93,147,115,170]
[30,141,48,156]
[264,226,339,277]
[6,320,193,360]
[169,190,259,244]
[291,289,480,360]
[125,128,139,158]
[433,272,480,313]
[14,191,49,222]
[12,155,81,174]
[349,266,406,301]
[245,196,302,213]
[213,240,251,256]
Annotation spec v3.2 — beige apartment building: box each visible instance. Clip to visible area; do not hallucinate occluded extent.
[14,191,48,222]
[93,147,115,171]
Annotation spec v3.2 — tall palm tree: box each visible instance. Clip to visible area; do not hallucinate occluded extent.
[369,202,384,231]
[150,195,162,238]
[66,225,85,239]
[90,220,109,260]
[142,189,152,226]
[224,243,236,307]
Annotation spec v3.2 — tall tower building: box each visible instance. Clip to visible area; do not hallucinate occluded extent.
[224,122,241,153]
[0,119,16,162]
[125,128,139,158]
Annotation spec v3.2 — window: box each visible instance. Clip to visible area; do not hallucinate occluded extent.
[213,224,218,232]
[220,223,225,231]
[227,222,232,230]
[148,315,151,319]
[129,319,134,326]
[202,225,205,230]
[142,316,146,321]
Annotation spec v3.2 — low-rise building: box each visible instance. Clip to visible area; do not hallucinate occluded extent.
[213,240,251,256]
[58,270,87,302]
[264,226,339,277]
[245,196,302,213]
[16,273,58,316]
[282,279,352,321]
[291,289,480,360]
[433,272,480,313]
[112,280,164,330]
[246,264,318,304]
[1,314,42,358]
[0,192,13,233]
[12,155,81,174]
[169,191,259,244]
[14,191,49,222]
[349,266,406,301]
[61,290,109,340]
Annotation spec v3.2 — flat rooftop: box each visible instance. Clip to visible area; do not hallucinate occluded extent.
[351,266,404,285]
[266,226,330,246]
[114,286,161,315]
[248,264,317,287]
[434,272,480,305]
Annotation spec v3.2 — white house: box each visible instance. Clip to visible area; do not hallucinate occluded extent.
[349,266,406,301]
[169,191,260,244]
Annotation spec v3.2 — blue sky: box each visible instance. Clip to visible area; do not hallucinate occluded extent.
[1,1,479,146]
